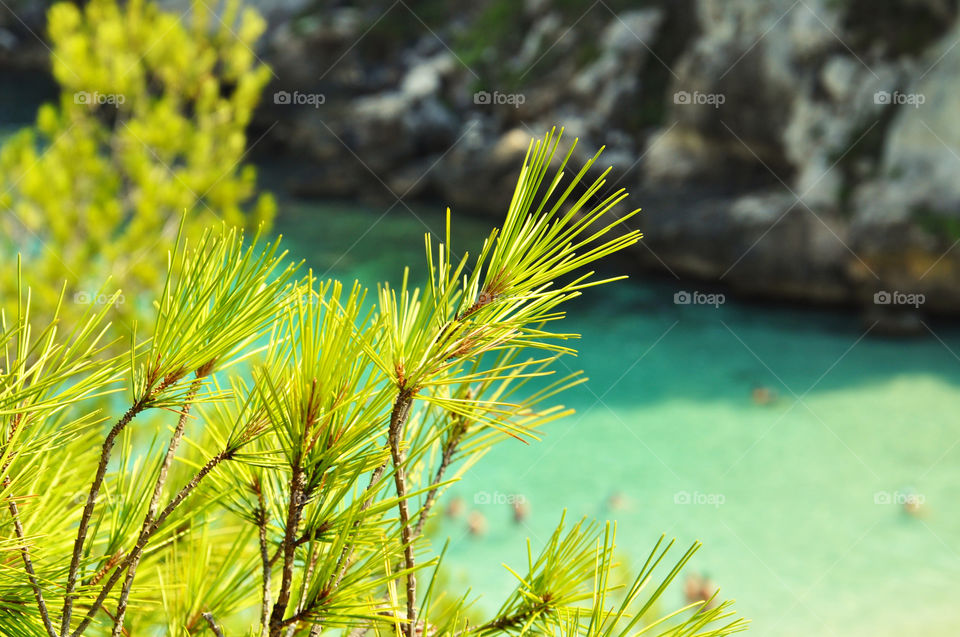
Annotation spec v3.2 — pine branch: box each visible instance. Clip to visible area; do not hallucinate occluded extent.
[256,490,272,637]
[70,448,231,637]
[61,394,151,636]
[283,545,320,637]
[344,401,471,637]
[274,462,389,637]
[268,461,306,636]
[267,504,331,568]
[202,611,226,637]
[112,377,203,637]
[475,596,554,635]
[412,410,470,539]
[329,461,387,588]
[387,390,417,637]
[4,478,57,637]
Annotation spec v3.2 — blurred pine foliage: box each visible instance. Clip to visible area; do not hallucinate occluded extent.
[0,0,275,334]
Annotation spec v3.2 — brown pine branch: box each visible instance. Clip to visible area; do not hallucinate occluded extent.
[267,395,418,636]
[280,461,389,636]
[352,407,471,637]
[474,594,554,635]
[256,487,273,637]
[112,377,202,636]
[69,448,231,637]
[60,394,150,636]
[4,477,57,637]
[86,551,123,588]
[283,544,320,637]
[268,460,306,636]
[412,410,470,539]
[328,461,387,588]
[267,506,332,568]
[387,390,417,637]
[202,611,226,637]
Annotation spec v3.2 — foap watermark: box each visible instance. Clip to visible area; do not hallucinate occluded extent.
[874,490,925,506]
[874,90,925,108]
[74,291,124,306]
[674,90,725,108]
[74,91,126,106]
[473,90,525,108]
[274,90,325,108]
[473,290,517,306]
[873,290,924,308]
[474,490,526,506]
[674,290,725,307]
[674,490,725,508]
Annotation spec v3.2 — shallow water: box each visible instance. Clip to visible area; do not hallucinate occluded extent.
[277,199,960,637]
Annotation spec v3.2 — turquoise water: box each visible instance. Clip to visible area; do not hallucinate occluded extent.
[277,200,960,636]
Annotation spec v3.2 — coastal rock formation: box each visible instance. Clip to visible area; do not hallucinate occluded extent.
[4,0,960,320]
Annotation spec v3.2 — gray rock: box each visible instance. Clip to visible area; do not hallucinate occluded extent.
[402,53,456,100]
[243,0,960,314]
[0,28,17,52]
[878,22,960,216]
[603,9,664,55]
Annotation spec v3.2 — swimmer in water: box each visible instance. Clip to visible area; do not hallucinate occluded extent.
[512,499,529,524]
[446,496,465,519]
[467,511,487,537]
[684,572,703,603]
[684,572,718,610]
[607,491,627,512]
[901,488,926,517]
[751,385,778,406]
[698,575,718,609]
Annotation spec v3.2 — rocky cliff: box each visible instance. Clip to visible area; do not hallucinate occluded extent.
[4,0,960,323]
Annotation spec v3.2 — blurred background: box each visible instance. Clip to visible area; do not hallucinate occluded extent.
[2,0,960,634]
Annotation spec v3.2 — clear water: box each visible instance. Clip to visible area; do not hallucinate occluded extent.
[277,199,960,636]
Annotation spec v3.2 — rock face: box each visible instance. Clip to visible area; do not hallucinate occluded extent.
[4,0,960,318]
[634,0,960,317]
[0,1,53,70]
[262,3,668,209]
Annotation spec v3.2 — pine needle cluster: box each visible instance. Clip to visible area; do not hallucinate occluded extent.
[0,130,746,637]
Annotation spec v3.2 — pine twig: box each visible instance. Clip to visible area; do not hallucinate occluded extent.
[387,390,417,637]
[283,544,320,637]
[268,461,306,636]
[112,378,202,637]
[70,448,231,637]
[285,464,388,637]
[4,478,57,637]
[413,411,470,539]
[202,611,226,637]
[329,461,387,588]
[256,488,273,637]
[475,596,554,635]
[352,409,470,637]
[61,395,150,636]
